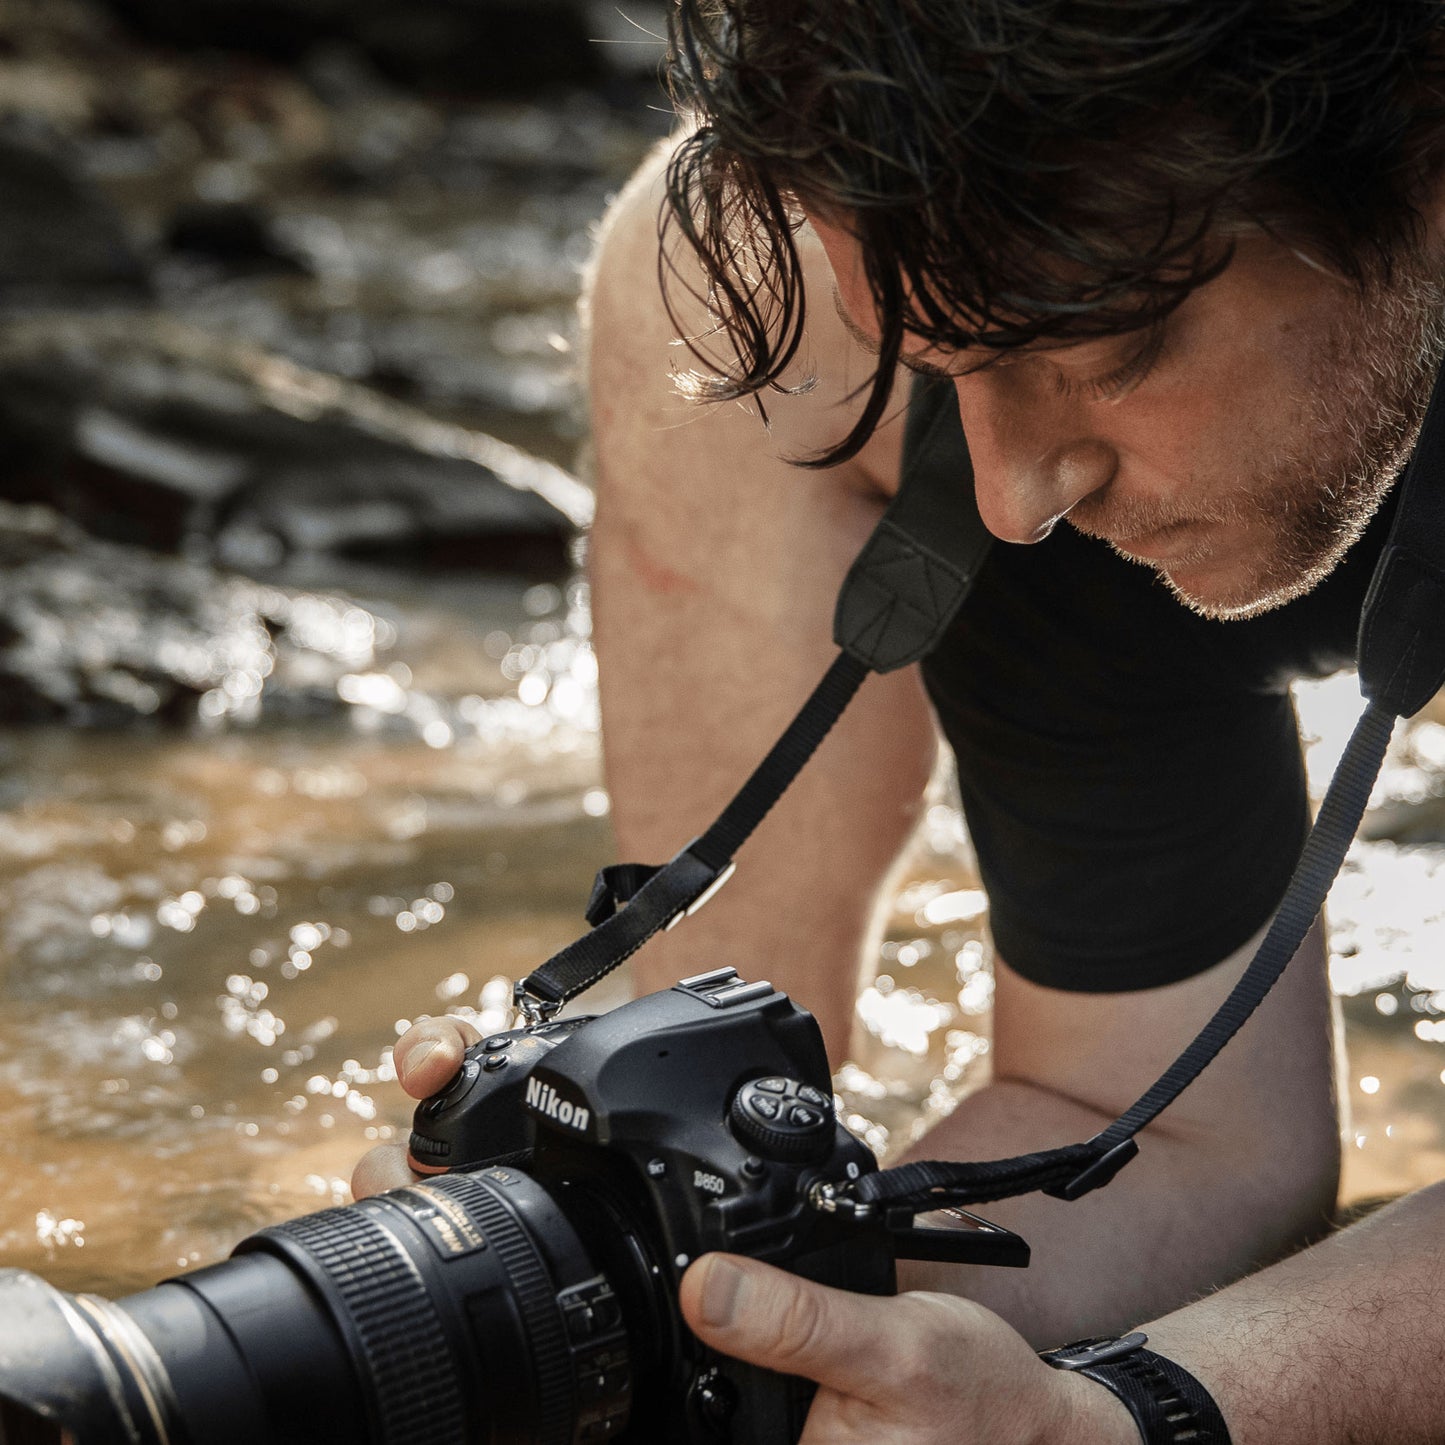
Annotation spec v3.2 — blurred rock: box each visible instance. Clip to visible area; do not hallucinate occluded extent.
[0,127,149,301]
[0,501,392,727]
[0,314,592,570]
[164,199,312,276]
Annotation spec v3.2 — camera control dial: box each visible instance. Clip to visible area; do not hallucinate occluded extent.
[729,1077,834,1162]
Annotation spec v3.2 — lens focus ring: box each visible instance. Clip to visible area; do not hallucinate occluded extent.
[260,1208,467,1445]
[422,1173,576,1445]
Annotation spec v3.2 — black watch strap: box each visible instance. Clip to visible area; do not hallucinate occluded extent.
[1040,1333,1231,1444]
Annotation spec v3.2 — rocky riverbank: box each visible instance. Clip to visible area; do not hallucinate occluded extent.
[0,0,667,722]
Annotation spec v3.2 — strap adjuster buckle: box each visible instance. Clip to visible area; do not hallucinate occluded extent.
[1044,1332,1149,1371]
[1044,1136,1139,1202]
[664,844,736,931]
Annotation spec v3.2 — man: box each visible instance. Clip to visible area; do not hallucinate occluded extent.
[355,3,1445,1439]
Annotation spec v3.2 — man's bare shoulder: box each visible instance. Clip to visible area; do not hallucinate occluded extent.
[583,134,904,500]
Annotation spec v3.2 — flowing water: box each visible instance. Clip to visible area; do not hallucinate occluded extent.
[6,581,1445,1298]
[0,559,619,1295]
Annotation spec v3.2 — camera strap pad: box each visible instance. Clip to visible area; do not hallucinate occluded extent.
[520,358,1445,1215]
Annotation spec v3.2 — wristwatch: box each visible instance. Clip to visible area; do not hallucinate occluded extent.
[1039,1332,1232,1444]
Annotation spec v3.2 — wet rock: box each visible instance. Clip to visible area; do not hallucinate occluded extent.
[164,200,312,276]
[0,313,591,569]
[0,501,392,727]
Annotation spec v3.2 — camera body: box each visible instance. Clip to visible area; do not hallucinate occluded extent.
[409,967,897,1442]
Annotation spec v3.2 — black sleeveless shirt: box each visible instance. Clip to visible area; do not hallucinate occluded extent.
[910,379,1393,992]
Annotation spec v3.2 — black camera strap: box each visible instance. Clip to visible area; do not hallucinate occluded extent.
[519,360,1445,1215]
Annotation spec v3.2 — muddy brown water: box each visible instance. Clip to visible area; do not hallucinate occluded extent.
[3,574,1444,1298]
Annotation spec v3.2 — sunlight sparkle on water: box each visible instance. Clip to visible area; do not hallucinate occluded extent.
[1328,845,1445,995]
[856,981,954,1057]
[1294,674,1374,798]
[919,888,988,926]
[35,1212,84,1253]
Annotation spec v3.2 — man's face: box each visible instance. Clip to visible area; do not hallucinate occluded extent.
[814,219,1445,620]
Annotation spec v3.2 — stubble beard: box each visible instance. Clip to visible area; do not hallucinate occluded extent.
[1109,250,1445,622]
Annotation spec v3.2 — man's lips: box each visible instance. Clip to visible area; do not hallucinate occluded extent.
[1110,525,1191,561]
[1087,518,1206,563]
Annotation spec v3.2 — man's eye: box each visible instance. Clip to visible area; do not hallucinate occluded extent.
[1054,333,1165,403]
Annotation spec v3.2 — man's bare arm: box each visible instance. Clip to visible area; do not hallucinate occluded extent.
[896,918,1340,1345]
[585,138,934,1061]
[1142,1176,1445,1444]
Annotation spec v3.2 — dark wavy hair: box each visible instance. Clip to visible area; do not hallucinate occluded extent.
[661,0,1445,463]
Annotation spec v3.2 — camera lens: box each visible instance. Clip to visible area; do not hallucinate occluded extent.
[0,1168,632,1445]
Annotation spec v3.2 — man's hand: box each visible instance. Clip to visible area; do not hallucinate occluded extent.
[678,1253,1136,1445]
[350,1016,480,1199]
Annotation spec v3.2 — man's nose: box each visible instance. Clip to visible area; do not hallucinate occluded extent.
[954,375,1118,543]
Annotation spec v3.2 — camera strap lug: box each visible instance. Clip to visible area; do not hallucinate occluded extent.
[806,1180,875,1221]
[512,981,563,1027]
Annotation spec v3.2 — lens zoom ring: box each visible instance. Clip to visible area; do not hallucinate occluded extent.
[266,1208,467,1445]
[427,1174,576,1445]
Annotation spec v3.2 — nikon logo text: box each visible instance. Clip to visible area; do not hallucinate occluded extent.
[525,1077,591,1133]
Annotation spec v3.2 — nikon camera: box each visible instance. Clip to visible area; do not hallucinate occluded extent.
[0,968,1026,1444]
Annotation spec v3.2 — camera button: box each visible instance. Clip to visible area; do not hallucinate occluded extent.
[691,1367,738,1425]
[442,1057,482,1097]
[798,1085,829,1108]
[732,1081,833,1160]
[755,1077,788,1094]
[482,1053,509,1072]
[483,1035,514,1052]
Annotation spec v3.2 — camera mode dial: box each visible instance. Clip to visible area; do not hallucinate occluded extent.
[729,1076,834,1162]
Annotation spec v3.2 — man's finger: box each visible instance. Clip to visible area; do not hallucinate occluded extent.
[350,1143,421,1199]
[680,1254,904,1401]
[393,1016,484,1098]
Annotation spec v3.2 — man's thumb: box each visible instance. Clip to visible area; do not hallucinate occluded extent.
[679,1253,872,1392]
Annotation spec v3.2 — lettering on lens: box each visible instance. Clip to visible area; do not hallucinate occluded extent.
[525,1076,592,1133]
[403,1184,488,1258]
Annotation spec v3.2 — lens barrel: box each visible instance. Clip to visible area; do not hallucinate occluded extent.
[0,1168,632,1445]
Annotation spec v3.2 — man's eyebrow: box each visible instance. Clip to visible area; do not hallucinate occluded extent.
[830,286,960,381]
